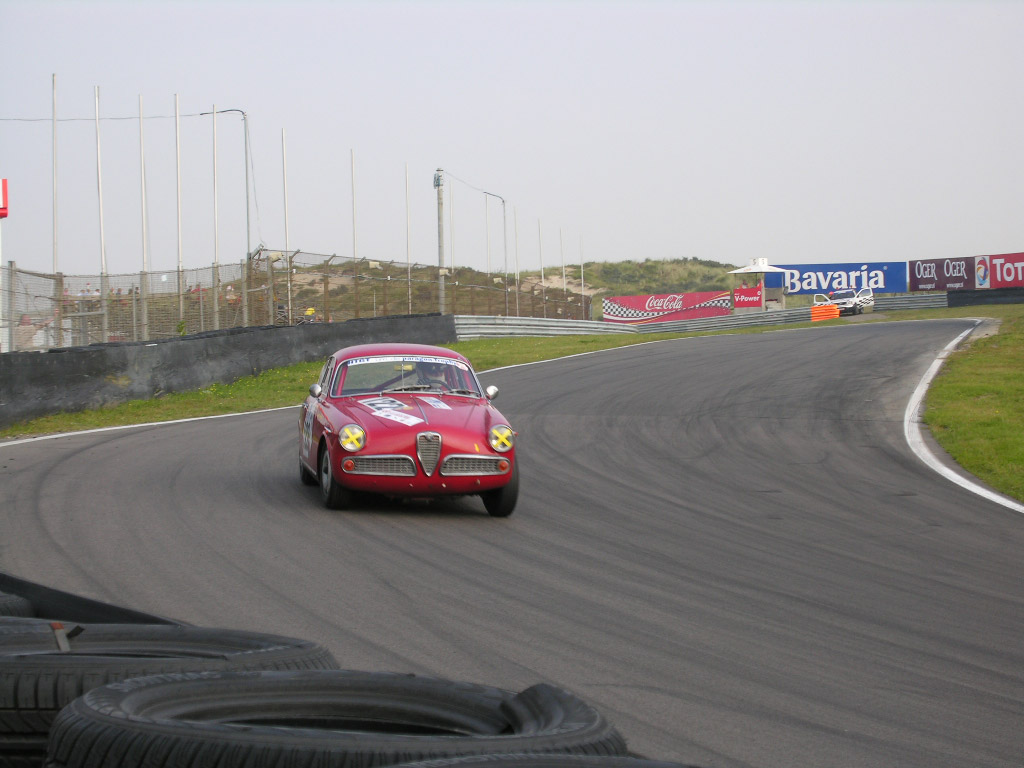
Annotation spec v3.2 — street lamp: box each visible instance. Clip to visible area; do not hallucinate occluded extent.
[482,191,508,316]
[200,108,250,259]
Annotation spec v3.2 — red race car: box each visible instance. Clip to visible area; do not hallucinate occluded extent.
[298,343,518,516]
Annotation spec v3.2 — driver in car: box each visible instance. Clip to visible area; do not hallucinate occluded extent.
[416,360,448,389]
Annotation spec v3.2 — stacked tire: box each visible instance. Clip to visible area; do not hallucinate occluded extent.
[2,593,704,768]
[45,670,628,768]
[0,621,338,767]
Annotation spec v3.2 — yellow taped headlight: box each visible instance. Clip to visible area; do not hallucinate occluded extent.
[489,425,514,453]
[339,424,366,452]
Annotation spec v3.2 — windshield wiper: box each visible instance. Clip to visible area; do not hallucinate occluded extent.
[446,388,479,396]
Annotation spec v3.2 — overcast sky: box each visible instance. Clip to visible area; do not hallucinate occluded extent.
[2,0,1022,278]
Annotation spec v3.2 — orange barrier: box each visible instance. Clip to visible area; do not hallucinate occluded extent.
[811,304,840,321]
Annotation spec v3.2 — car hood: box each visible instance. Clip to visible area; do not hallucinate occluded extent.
[338,393,505,433]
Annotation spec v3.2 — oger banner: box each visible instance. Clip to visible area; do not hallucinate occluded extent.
[765,262,907,295]
[602,291,732,324]
[908,257,975,291]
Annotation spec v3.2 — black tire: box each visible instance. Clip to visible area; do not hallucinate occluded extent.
[482,461,518,517]
[391,755,708,768]
[0,623,338,759]
[45,670,626,768]
[0,591,33,618]
[300,458,318,486]
[0,733,48,768]
[320,443,353,510]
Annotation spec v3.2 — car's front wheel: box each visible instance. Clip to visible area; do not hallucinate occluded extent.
[482,461,518,518]
[319,444,353,510]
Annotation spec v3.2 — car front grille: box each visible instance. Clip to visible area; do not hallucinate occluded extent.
[344,455,417,476]
[416,432,442,476]
[440,456,509,476]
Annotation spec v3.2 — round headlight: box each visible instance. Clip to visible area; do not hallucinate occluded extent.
[489,425,514,453]
[339,424,366,452]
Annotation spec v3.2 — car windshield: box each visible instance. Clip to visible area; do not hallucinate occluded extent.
[333,355,481,397]
[830,290,856,300]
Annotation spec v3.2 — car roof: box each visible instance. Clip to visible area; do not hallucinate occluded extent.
[332,342,470,365]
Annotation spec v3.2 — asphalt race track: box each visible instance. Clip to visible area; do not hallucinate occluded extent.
[2,318,1022,768]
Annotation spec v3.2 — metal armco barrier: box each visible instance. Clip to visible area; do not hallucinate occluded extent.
[453,316,636,339]
[875,293,949,310]
[636,307,811,334]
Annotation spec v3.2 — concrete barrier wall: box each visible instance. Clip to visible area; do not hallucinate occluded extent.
[947,288,1024,307]
[0,313,457,429]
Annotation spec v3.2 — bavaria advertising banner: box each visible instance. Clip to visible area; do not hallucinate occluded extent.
[764,262,908,294]
[602,291,732,324]
[908,257,975,291]
[982,252,1024,289]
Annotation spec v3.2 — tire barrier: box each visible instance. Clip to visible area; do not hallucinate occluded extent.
[44,670,628,768]
[0,624,339,767]
[0,593,33,619]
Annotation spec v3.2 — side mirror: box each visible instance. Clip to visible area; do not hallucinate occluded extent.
[309,383,323,399]
[485,385,499,401]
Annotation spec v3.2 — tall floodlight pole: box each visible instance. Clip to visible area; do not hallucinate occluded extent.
[212,105,221,330]
[560,228,566,295]
[434,169,445,313]
[485,195,490,275]
[449,182,455,270]
[579,234,585,319]
[139,96,148,273]
[501,197,508,315]
[242,113,250,260]
[282,128,291,324]
[513,206,520,316]
[175,94,184,321]
[350,149,358,263]
[95,86,108,341]
[138,94,149,340]
[538,220,546,317]
[213,106,219,269]
[405,163,412,313]
[94,87,107,277]
[52,74,58,273]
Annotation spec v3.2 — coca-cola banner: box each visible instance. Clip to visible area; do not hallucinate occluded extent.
[733,285,763,307]
[908,257,975,291]
[602,291,731,324]
[981,252,1024,288]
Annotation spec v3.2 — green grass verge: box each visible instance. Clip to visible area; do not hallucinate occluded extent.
[3,307,1022,505]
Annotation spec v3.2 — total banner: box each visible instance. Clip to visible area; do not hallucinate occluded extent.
[764,262,907,294]
[980,252,1024,289]
[602,291,732,324]
[908,257,975,291]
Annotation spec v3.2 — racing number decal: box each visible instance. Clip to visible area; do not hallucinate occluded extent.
[302,404,317,454]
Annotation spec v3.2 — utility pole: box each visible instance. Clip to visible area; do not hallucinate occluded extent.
[435,169,445,313]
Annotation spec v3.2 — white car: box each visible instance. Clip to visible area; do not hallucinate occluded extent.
[813,287,874,316]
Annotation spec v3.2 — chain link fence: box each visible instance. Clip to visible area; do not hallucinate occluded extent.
[2,249,590,353]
